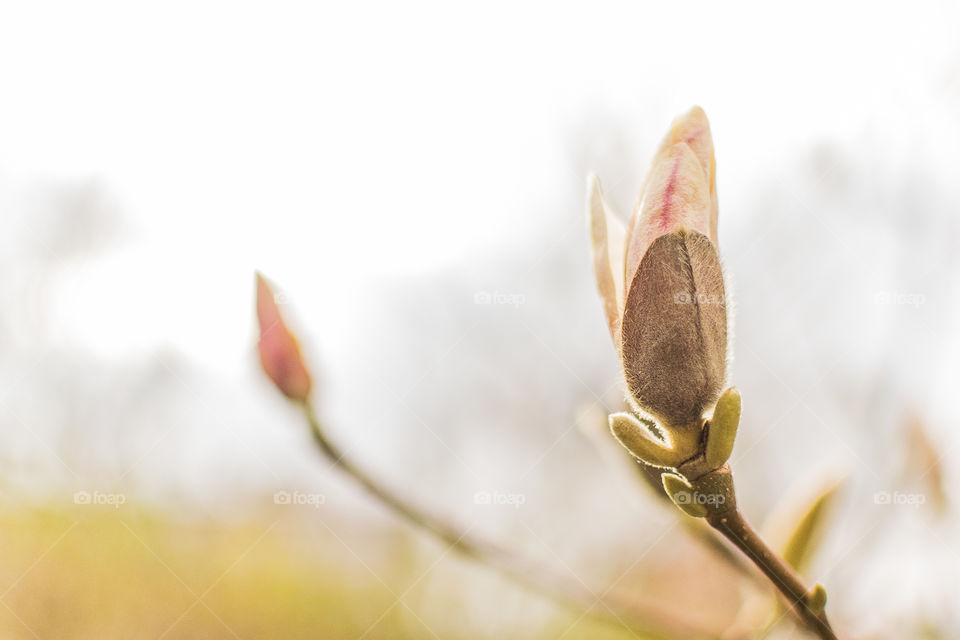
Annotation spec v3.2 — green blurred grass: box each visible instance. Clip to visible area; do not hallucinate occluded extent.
[0,502,638,639]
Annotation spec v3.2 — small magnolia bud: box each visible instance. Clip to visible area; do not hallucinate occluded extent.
[256,273,312,402]
[807,584,827,615]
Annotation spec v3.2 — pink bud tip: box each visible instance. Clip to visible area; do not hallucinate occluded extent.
[256,273,312,402]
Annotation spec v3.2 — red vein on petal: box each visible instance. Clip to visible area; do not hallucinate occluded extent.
[683,126,705,145]
[657,152,682,232]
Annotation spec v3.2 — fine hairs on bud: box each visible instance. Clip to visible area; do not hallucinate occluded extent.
[720,256,736,385]
[619,229,727,433]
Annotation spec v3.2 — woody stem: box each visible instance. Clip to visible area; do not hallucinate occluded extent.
[706,508,838,640]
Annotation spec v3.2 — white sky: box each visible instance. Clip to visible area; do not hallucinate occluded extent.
[1,1,957,371]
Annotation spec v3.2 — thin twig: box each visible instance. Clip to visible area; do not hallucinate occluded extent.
[707,509,838,640]
[300,400,717,640]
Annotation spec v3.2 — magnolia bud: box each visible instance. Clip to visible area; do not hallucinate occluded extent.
[256,273,312,402]
[589,107,729,447]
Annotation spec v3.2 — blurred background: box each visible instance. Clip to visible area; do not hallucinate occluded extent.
[1,1,958,638]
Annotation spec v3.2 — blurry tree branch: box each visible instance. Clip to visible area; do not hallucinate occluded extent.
[299,400,718,640]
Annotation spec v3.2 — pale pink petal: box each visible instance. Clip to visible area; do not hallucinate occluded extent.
[654,106,718,244]
[624,142,711,294]
[587,175,626,343]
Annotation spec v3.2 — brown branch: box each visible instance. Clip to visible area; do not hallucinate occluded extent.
[707,510,836,639]
[677,467,839,640]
